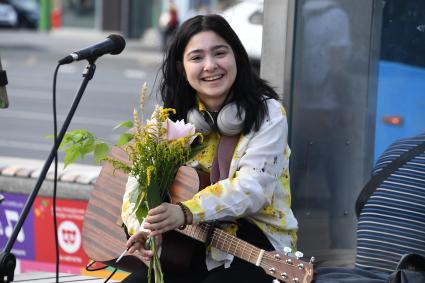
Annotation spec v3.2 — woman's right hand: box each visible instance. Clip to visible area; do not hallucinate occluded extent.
[126,231,162,262]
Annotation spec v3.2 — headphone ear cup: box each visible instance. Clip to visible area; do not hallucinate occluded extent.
[217,103,245,136]
[187,108,212,134]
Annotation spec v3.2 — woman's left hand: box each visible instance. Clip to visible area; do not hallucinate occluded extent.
[143,203,187,236]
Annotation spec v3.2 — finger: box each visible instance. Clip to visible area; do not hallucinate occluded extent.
[149,224,174,236]
[144,219,173,232]
[128,242,143,254]
[126,237,137,249]
[128,231,147,244]
[145,213,169,224]
[141,249,154,258]
[148,204,167,216]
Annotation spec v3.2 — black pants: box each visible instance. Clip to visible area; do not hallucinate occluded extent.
[122,219,275,283]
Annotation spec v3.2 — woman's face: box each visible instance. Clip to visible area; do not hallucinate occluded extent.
[182,31,237,111]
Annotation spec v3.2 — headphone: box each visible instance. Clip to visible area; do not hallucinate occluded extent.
[187,102,245,136]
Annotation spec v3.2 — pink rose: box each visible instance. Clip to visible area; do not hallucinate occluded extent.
[166,118,196,144]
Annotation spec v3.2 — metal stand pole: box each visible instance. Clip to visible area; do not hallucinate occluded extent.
[0,61,97,282]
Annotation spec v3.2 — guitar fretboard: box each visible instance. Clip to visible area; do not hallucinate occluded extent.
[178,223,262,266]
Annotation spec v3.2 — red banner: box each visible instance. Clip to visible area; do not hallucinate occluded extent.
[34,197,89,267]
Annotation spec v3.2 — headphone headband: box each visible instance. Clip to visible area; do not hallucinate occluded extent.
[187,102,244,136]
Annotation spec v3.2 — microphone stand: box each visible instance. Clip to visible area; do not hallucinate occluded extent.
[0,60,97,282]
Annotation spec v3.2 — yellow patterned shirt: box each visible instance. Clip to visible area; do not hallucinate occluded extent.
[121,98,298,270]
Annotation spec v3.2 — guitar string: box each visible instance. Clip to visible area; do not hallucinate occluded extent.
[188,223,273,262]
[186,223,295,268]
[181,224,311,281]
[208,228,309,280]
[183,223,308,271]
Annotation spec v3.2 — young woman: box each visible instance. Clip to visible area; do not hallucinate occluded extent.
[121,14,298,283]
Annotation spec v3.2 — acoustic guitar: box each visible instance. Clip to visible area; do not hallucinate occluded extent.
[82,146,314,283]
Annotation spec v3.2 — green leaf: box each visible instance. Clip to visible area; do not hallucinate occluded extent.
[80,138,95,160]
[147,182,162,209]
[94,142,109,164]
[63,149,80,168]
[70,133,84,143]
[135,201,148,224]
[113,120,133,129]
[63,143,81,155]
[116,132,134,146]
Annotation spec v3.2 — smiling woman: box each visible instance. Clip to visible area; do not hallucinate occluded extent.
[120,14,300,283]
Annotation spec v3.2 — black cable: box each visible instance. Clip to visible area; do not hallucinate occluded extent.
[103,268,118,283]
[52,63,61,283]
[85,261,118,283]
[51,60,117,283]
[85,260,109,272]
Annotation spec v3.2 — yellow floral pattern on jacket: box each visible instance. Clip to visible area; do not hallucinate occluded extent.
[121,98,298,270]
[183,99,298,269]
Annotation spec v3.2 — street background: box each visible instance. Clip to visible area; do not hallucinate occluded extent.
[1,28,163,165]
[0,1,246,278]
[0,28,165,279]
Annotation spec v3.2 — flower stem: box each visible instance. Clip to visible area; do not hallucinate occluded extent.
[147,237,164,283]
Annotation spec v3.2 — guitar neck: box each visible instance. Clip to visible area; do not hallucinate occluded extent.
[178,223,261,266]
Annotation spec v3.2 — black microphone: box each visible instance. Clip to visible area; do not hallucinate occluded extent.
[58,34,126,65]
[0,56,9,109]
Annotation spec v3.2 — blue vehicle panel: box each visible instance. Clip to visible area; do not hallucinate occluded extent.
[374,61,425,161]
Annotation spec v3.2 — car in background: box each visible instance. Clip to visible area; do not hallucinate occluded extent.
[0,1,18,27]
[221,0,263,65]
[0,0,39,29]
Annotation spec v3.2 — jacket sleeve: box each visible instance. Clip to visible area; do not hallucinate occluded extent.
[184,101,289,223]
[121,176,141,235]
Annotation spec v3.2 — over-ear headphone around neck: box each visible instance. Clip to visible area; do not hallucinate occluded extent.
[187,102,245,136]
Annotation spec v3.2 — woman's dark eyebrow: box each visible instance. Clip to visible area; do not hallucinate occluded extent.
[185,45,230,57]
[211,44,230,51]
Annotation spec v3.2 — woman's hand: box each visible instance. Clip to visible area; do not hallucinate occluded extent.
[144,203,192,236]
[126,231,162,262]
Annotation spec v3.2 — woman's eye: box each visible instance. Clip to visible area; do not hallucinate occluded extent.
[190,55,202,61]
[215,51,226,57]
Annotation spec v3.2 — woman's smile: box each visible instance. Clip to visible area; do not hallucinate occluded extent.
[202,74,224,81]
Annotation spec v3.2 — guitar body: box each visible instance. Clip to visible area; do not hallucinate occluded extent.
[82,146,313,282]
[82,146,144,272]
[156,166,210,274]
[82,146,209,272]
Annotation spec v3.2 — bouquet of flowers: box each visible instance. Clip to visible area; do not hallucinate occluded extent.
[112,106,200,282]
[109,85,201,283]
[58,83,201,283]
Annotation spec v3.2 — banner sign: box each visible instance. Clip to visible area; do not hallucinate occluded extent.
[34,197,89,267]
[0,192,35,260]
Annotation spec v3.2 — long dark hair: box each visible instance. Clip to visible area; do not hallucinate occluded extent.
[160,14,279,134]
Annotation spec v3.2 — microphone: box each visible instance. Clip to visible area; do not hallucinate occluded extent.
[0,56,9,109]
[58,34,126,65]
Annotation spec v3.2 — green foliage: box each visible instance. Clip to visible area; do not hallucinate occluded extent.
[113,120,133,130]
[56,122,134,168]
[55,129,107,168]
[116,132,134,147]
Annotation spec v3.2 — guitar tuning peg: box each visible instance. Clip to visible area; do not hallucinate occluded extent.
[294,251,304,259]
[309,256,316,264]
[283,246,292,255]
[272,279,281,283]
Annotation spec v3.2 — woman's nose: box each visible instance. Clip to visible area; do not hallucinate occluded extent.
[203,56,217,71]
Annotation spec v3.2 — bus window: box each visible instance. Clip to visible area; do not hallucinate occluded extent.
[375,0,425,161]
